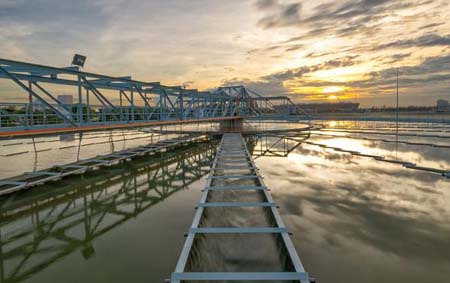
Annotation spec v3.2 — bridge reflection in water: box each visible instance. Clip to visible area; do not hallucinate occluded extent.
[0,132,309,283]
[248,132,311,159]
[0,139,217,283]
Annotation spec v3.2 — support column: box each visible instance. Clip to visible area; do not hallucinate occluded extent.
[145,92,148,120]
[77,75,83,125]
[28,81,34,127]
[179,93,184,120]
[130,85,135,123]
[119,90,123,122]
[219,118,244,133]
[86,88,90,123]
[159,91,164,120]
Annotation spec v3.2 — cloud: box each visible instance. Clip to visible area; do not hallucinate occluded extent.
[1,0,449,107]
[254,0,277,10]
[305,51,334,58]
[373,34,450,50]
[285,44,305,52]
[418,22,445,30]
[222,55,361,96]
[222,77,288,97]
[253,0,445,55]
[0,0,258,93]
[245,0,450,106]
[335,53,450,96]
[389,53,450,76]
[258,2,302,29]
[268,55,360,79]
[382,53,412,64]
[224,52,450,104]
[257,0,412,30]
[319,53,450,91]
[391,53,412,60]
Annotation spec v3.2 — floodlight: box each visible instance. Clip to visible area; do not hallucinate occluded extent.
[71,54,87,67]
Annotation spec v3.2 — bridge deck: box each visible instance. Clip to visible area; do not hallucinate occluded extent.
[172,133,310,282]
[0,116,241,139]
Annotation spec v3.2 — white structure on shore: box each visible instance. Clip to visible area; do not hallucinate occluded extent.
[57,95,73,105]
[436,99,450,112]
[57,95,73,118]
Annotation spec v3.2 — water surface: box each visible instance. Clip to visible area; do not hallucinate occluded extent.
[0,121,449,283]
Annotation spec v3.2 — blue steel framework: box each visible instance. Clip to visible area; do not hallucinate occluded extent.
[216,85,308,117]
[0,58,305,132]
[172,133,311,282]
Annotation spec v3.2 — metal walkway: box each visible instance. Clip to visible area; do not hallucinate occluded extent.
[172,133,310,282]
[0,142,216,283]
[0,134,206,196]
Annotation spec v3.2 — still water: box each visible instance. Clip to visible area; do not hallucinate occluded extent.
[0,121,449,283]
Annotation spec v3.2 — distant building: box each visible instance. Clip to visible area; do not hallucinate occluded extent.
[274,102,359,114]
[57,95,74,118]
[57,95,73,105]
[436,99,450,112]
[31,100,46,111]
[297,102,360,113]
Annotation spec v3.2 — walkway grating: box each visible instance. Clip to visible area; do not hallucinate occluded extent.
[171,133,310,282]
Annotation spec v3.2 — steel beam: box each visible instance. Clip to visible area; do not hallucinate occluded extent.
[0,66,77,126]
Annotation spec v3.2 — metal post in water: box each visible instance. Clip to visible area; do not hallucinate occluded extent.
[396,67,399,158]
[0,227,4,283]
[396,68,399,130]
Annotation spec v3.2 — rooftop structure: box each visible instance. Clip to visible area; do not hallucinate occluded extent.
[437,99,450,112]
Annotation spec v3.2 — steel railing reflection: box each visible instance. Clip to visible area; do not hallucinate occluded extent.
[0,141,217,283]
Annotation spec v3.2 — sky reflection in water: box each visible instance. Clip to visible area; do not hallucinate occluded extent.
[0,122,449,283]
[257,133,450,283]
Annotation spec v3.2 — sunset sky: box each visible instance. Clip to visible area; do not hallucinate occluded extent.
[1,0,449,106]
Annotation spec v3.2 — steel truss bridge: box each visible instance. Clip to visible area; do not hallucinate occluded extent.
[0,57,316,282]
[0,58,305,138]
[0,140,216,283]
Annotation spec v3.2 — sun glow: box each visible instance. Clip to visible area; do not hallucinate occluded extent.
[323,86,345,93]
[327,95,339,100]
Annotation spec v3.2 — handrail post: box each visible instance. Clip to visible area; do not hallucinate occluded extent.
[77,74,83,125]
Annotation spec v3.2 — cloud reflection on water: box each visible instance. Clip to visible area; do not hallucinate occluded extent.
[256,135,450,283]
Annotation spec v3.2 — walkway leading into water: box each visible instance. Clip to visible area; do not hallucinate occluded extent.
[0,134,205,196]
[171,133,310,282]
